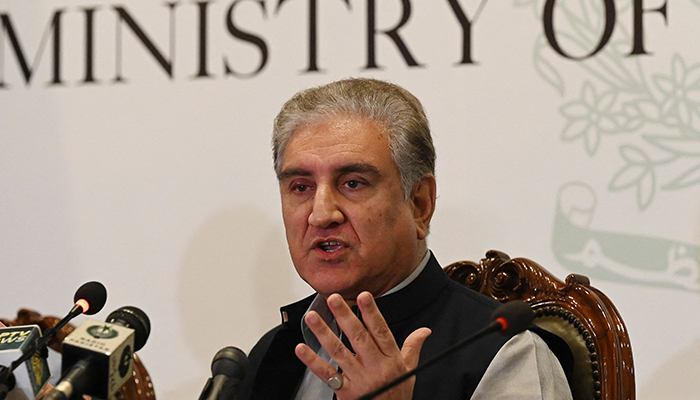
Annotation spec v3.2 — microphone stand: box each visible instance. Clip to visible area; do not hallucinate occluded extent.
[8,304,82,375]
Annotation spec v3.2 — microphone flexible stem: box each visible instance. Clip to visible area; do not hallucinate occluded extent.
[9,305,83,373]
[357,321,501,400]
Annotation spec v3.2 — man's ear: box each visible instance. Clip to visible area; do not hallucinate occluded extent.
[410,175,437,240]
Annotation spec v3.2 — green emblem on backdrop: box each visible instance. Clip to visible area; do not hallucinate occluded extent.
[515,0,700,290]
[553,182,699,292]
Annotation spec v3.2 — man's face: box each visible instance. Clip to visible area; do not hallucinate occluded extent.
[278,115,428,302]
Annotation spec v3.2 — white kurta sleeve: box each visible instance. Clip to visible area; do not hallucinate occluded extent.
[470,330,573,400]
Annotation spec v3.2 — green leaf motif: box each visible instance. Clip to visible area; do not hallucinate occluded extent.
[636,170,656,210]
[609,146,656,209]
[644,135,700,156]
[626,100,661,124]
[610,164,649,190]
[584,125,600,155]
[513,0,544,18]
[534,38,565,96]
[523,0,700,210]
[663,163,700,190]
[620,145,651,165]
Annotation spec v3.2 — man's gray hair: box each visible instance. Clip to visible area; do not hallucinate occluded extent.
[272,78,436,198]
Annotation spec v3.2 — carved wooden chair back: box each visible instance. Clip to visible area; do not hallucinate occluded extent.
[444,250,635,400]
[1,309,156,400]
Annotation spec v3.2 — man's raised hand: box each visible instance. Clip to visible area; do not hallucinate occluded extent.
[295,292,431,400]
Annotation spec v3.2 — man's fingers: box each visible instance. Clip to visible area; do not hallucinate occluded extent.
[303,310,360,373]
[356,291,399,357]
[326,294,385,360]
[294,343,339,383]
[400,327,432,370]
[300,294,431,400]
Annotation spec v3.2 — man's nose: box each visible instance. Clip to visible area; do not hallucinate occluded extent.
[308,185,344,229]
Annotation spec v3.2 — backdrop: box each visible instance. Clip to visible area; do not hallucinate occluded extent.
[1,0,698,399]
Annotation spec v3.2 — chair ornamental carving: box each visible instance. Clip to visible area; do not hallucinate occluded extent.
[444,250,635,400]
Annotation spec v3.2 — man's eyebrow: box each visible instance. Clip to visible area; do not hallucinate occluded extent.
[278,168,311,181]
[337,163,380,176]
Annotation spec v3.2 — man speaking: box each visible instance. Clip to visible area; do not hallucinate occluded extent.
[235,78,572,400]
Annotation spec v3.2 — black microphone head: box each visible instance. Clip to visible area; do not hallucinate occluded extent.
[73,281,107,315]
[491,300,535,336]
[106,306,151,351]
[211,347,248,379]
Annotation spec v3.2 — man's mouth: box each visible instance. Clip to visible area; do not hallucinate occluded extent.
[318,241,342,253]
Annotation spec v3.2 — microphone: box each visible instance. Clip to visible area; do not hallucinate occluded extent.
[104,306,151,353]
[0,325,50,400]
[357,300,535,400]
[198,347,249,400]
[39,281,109,344]
[490,300,535,336]
[44,306,150,400]
[0,281,107,400]
[23,281,108,364]
[71,281,108,316]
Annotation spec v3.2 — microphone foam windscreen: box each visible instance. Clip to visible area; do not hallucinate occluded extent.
[74,281,107,315]
[106,306,151,352]
[491,300,535,336]
[212,347,248,379]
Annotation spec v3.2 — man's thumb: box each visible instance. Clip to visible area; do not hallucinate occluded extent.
[400,327,432,370]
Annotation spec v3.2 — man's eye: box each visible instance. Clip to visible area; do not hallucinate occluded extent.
[345,180,362,189]
[293,184,310,192]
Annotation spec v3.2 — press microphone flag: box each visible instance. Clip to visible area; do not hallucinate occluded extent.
[0,281,107,400]
[7,281,108,378]
[45,306,150,400]
[357,300,535,400]
[0,326,50,400]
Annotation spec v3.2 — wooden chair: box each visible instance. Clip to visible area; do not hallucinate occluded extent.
[1,309,155,400]
[444,250,635,400]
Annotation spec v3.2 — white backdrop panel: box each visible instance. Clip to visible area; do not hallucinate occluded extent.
[1,1,698,399]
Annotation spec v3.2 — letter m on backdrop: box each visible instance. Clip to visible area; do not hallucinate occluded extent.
[0,10,64,88]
